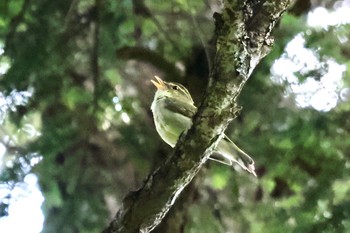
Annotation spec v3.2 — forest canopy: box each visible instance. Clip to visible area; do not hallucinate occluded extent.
[1,0,350,232]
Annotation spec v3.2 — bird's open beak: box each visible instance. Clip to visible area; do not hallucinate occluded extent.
[151,76,166,90]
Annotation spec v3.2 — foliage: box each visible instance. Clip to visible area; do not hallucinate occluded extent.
[0,0,349,232]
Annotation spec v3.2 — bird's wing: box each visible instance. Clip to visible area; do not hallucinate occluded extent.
[163,98,197,118]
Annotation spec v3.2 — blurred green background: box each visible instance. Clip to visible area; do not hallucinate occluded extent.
[1,0,350,232]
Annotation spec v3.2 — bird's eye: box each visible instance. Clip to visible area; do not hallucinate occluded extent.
[172,85,179,90]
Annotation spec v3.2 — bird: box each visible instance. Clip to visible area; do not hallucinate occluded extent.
[151,76,257,176]
[150,76,256,176]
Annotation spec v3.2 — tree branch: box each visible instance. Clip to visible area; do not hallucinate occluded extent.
[92,0,101,112]
[116,46,183,81]
[102,1,293,232]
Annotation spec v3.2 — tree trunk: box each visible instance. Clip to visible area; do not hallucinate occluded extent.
[102,1,293,232]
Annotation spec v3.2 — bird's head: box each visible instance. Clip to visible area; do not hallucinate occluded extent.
[151,76,193,103]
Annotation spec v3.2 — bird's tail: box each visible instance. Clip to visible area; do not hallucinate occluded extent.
[210,136,257,177]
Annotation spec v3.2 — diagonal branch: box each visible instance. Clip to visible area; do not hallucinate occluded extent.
[116,46,183,81]
[102,1,293,233]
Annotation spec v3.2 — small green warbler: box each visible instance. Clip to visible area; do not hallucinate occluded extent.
[151,76,256,176]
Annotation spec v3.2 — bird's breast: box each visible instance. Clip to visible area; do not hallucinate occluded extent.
[151,99,192,147]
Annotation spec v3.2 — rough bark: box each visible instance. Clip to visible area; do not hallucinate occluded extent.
[102,0,293,232]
